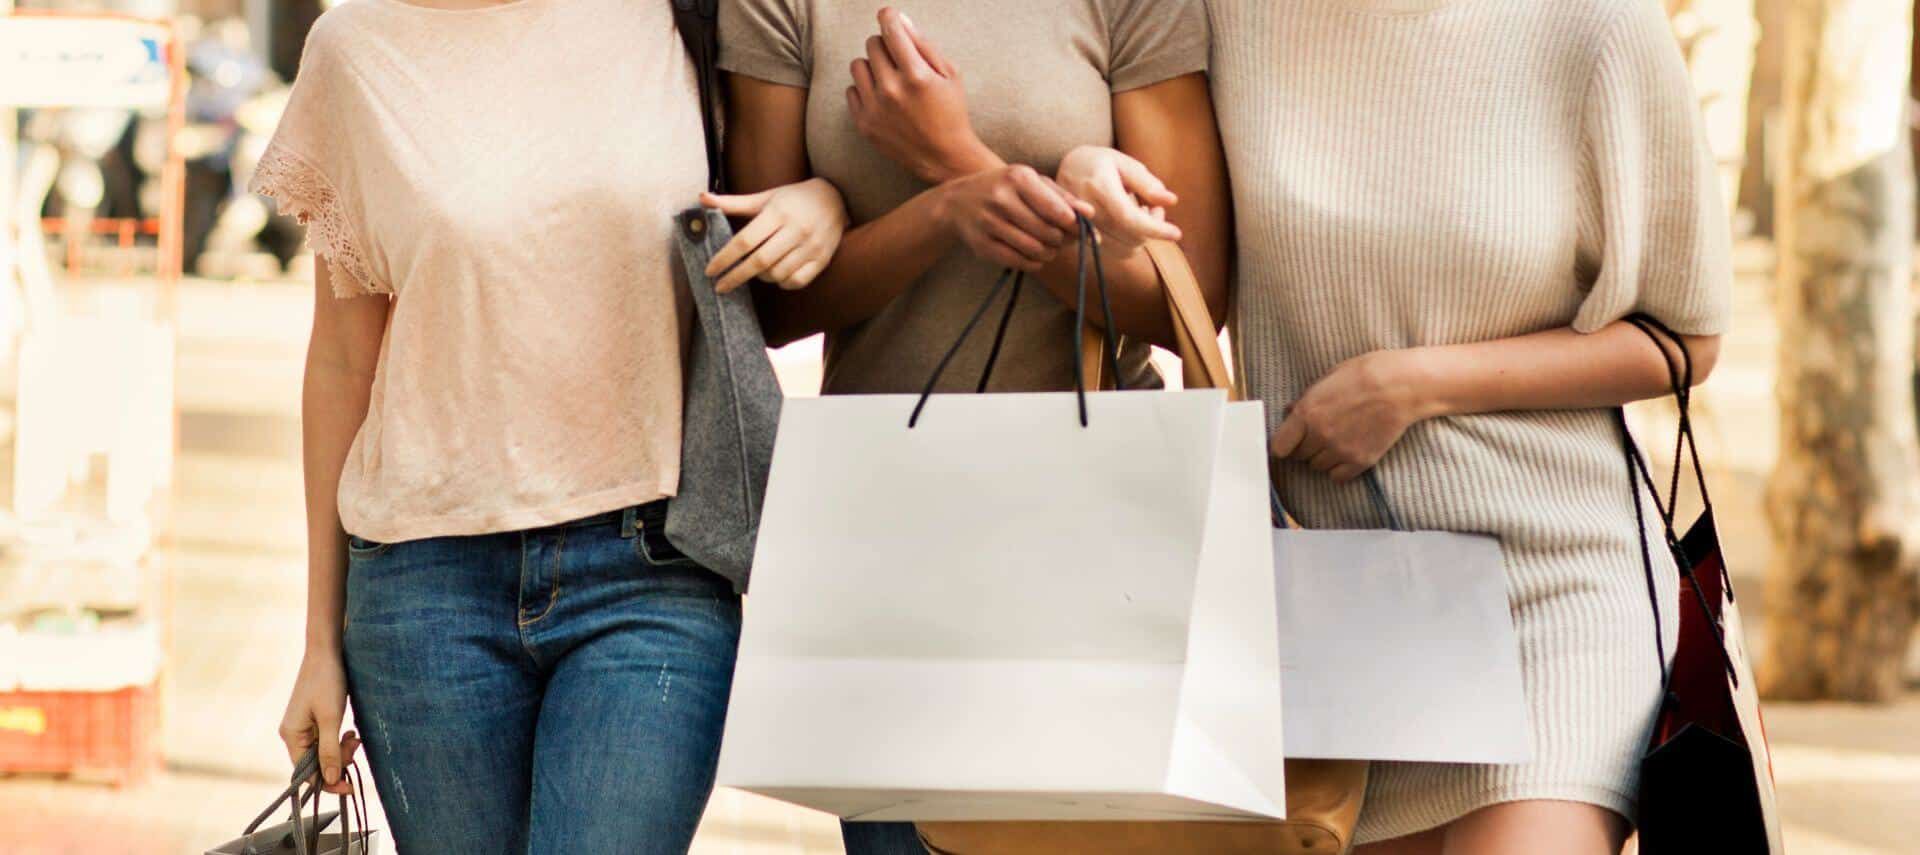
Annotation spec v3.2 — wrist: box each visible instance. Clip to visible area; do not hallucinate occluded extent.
[929,137,1002,183]
[1371,349,1448,421]
[304,626,343,657]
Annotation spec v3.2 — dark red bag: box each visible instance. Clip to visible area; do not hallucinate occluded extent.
[1619,316,1783,855]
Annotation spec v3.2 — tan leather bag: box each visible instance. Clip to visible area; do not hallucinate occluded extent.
[916,240,1369,855]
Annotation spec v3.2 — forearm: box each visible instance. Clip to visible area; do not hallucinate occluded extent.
[1397,321,1722,419]
[300,353,369,654]
[298,272,383,656]
[755,188,957,345]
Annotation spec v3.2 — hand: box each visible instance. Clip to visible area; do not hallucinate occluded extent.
[1055,146,1181,251]
[279,648,361,795]
[1270,350,1431,482]
[847,8,995,184]
[936,164,1090,272]
[702,177,849,294]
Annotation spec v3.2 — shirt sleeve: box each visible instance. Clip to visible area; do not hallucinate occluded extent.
[1107,0,1210,94]
[718,0,811,87]
[247,20,384,298]
[1573,0,1731,336]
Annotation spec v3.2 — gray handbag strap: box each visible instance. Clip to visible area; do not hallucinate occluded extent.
[241,747,369,855]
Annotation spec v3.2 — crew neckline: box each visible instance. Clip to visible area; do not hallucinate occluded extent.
[1323,0,1462,15]
[373,0,546,15]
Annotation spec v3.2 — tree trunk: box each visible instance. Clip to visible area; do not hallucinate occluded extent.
[1667,0,1759,219]
[1764,0,1920,701]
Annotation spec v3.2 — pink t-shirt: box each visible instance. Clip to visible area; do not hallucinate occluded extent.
[252,0,706,542]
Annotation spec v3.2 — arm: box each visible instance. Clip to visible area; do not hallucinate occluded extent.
[726,74,1081,346]
[1271,323,1722,482]
[722,76,954,346]
[279,261,386,791]
[845,11,1231,346]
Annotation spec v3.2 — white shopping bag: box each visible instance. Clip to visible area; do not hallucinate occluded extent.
[718,389,1287,822]
[1273,480,1530,763]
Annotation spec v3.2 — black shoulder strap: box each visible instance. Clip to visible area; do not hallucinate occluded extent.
[671,0,725,193]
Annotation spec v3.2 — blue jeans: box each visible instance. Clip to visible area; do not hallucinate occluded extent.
[843,820,928,854]
[342,501,742,854]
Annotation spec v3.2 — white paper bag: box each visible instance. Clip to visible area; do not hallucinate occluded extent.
[717,390,1287,822]
[1273,490,1530,763]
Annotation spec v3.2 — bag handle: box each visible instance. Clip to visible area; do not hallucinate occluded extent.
[1107,239,1409,531]
[1615,314,1741,693]
[671,0,725,194]
[909,215,1122,428]
[240,747,371,855]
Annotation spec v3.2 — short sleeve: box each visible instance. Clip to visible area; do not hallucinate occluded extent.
[1574,0,1731,335]
[718,0,811,87]
[1107,0,1210,94]
[247,22,383,298]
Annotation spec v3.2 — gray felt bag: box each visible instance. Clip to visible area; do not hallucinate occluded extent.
[664,207,782,591]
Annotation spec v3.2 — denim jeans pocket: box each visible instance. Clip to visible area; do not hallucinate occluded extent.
[346,534,392,559]
[636,524,700,569]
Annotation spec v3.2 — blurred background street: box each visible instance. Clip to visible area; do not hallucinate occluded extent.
[0,248,1915,853]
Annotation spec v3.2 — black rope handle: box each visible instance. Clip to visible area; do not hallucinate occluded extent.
[1268,472,1407,532]
[1616,315,1741,691]
[909,214,1122,428]
[908,269,1024,427]
[1080,217,1124,407]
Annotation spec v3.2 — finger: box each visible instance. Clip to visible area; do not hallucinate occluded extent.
[995,193,1067,248]
[1117,156,1179,208]
[1306,448,1340,473]
[865,36,900,93]
[1117,200,1183,244]
[978,237,1041,272]
[705,211,779,279]
[765,240,814,284]
[315,709,344,786]
[699,189,773,219]
[720,227,802,294]
[781,259,827,291]
[985,213,1056,266]
[1009,167,1080,231]
[1292,431,1327,462]
[900,11,957,77]
[1269,415,1307,459]
[878,8,933,78]
[322,731,362,795]
[849,58,876,107]
[1328,462,1369,484]
[278,715,314,766]
[1080,169,1173,245]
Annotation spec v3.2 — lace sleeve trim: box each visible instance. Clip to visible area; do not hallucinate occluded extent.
[250,146,389,298]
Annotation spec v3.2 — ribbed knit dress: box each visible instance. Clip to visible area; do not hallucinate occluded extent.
[1205,0,1732,842]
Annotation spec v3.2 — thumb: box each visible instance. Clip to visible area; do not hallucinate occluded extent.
[1117,158,1178,208]
[701,189,774,217]
[315,709,344,786]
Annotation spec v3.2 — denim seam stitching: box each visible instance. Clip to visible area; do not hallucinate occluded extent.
[513,531,545,667]
[518,529,565,628]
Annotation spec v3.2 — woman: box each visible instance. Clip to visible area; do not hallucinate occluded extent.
[1206,0,1730,851]
[715,2,1231,850]
[258,0,847,851]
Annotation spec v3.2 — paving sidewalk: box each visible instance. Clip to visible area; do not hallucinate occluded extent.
[4,260,1919,853]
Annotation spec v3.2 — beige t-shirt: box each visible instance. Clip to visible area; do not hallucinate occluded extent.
[251,0,707,543]
[720,0,1208,394]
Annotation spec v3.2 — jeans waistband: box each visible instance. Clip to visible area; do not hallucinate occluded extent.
[562,499,669,535]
